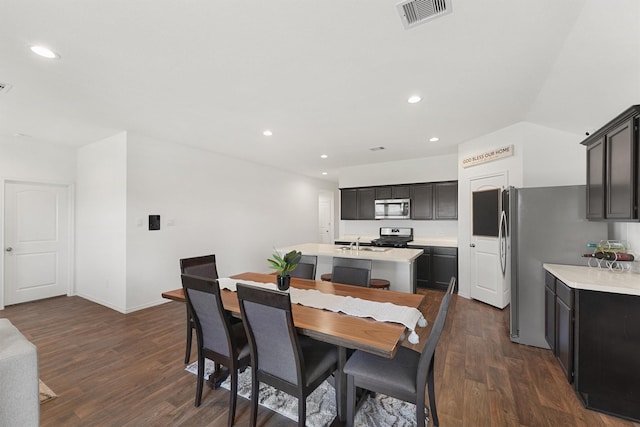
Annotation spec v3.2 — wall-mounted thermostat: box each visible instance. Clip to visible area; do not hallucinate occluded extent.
[149,215,160,231]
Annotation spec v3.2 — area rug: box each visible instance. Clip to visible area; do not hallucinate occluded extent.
[186,360,419,426]
[39,379,57,404]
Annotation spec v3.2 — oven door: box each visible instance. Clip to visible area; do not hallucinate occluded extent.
[375,199,411,219]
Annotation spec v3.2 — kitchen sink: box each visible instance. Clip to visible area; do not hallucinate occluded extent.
[335,246,390,252]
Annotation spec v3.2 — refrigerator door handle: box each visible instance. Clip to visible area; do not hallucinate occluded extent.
[499,210,507,276]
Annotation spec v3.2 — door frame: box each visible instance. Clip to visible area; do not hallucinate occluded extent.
[1,178,75,310]
[318,190,335,244]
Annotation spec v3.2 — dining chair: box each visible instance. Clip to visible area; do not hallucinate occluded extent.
[180,254,219,364]
[236,283,339,427]
[343,276,456,427]
[288,254,317,280]
[331,257,372,287]
[181,274,251,427]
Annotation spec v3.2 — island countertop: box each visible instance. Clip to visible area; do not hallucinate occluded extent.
[543,263,640,297]
[279,243,424,263]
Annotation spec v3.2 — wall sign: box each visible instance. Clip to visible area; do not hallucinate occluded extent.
[461,145,514,168]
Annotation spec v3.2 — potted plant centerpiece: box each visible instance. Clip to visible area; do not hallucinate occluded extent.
[268,249,302,291]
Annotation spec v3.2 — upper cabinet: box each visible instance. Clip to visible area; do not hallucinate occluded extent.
[434,181,458,220]
[411,183,434,220]
[582,105,640,221]
[340,181,458,220]
[374,185,411,200]
[340,187,375,220]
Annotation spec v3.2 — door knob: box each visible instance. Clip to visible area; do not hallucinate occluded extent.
[469,243,476,248]
[5,247,12,252]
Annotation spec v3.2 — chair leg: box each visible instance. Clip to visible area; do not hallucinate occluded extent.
[298,394,306,427]
[195,354,204,407]
[228,368,238,427]
[346,375,356,427]
[427,364,438,427]
[249,371,258,427]
[185,309,193,364]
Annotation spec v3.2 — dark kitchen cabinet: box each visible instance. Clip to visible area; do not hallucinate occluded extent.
[340,180,458,221]
[555,280,574,382]
[575,289,640,422]
[544,271,574,383]
[582,105,640,221]
[340,189,358,220]
[375,185,411,200]
[434,181,458,220]
[586,138,605,220]
[411,183,433,220]
[411,245,458,291]
[544,272,556,351]
[357,187,375,220]
[340,187,375,220]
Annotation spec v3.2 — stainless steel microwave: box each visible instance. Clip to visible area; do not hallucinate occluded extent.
[374,199,411,219]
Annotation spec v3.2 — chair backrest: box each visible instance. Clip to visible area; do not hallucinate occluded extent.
[289,255,317,280]
[236,283,303,386]
[181,274,234,358]
[331,257,372,287]
[180,254,219,279]
[417,276,456,385]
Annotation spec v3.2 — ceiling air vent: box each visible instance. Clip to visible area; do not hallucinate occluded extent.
[0,82,12,93]
[397,0,452,29]
[369,146,386,152]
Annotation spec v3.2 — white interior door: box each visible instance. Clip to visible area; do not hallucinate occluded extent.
[4,181,70,305]
[318,191,334,244]
[469,172,508,308]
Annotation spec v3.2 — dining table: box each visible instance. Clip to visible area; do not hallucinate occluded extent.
[162,271,425,423]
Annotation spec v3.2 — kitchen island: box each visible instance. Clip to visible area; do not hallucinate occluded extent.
[278,243,423,293]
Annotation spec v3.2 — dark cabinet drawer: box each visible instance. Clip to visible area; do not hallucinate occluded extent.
[556,279,573,308]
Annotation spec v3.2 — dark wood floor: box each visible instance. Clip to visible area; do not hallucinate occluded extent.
[1,290,638,427]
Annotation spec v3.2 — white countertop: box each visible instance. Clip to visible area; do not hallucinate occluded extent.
[335,235,458,248]
[543,263,640,297]
[279,243,424,263]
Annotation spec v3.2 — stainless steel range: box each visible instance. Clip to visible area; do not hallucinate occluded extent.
[371,227,413,248]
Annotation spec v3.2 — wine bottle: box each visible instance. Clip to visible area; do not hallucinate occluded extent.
[614,253,635,262]
[582,252,617,261]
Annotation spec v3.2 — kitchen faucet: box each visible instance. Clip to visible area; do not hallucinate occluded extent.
[356,236,361,251]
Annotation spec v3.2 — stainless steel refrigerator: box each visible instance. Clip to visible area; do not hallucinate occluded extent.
[505,185,608,349]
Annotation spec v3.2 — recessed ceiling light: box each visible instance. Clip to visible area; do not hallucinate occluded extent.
[30,45,59,59]
[407,95,422,104]
[322,172,328,175]
[429,137,440,142]
[263,130,273,136]
[320,154,328,159]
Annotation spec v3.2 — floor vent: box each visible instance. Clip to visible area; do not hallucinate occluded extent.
[0,82,12,93]
[397,0,452,29]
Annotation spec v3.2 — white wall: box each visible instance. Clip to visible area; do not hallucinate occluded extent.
[76,132,128,312]
[125,133,339,311]
[0,136,76,309]
[339,154,457,188]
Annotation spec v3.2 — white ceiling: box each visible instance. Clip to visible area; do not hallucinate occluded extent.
[1,0,638,181]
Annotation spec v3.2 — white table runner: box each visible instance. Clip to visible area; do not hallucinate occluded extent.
[217,277,427,344]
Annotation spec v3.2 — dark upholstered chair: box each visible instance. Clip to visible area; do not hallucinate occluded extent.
[180,255,219,364]
[331,257,372,287]
[289,255,317,280]
[181,274,251,427]
[343,277,456,427]
[236,283,339,427]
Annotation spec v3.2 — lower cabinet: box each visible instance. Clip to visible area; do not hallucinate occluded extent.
[544,271,574,383]
[544,270,640,422]
[575,290,640,422]
[412,246,458,291]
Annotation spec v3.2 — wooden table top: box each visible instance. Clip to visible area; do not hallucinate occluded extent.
[163,272,425,358]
